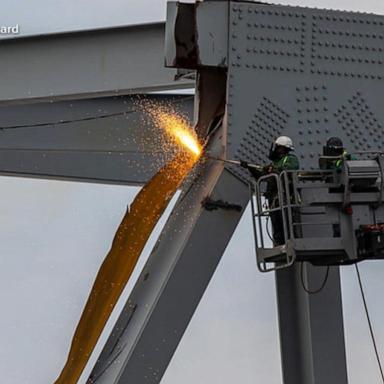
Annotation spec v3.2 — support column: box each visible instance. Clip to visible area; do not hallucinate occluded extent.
[275,263,348,384]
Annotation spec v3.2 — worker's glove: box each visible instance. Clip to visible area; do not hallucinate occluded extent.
[264,165,277,174]
[240,160,250,169]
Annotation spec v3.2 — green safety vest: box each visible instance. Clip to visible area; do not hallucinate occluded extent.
[272,153,300,172]
[248,153,300,181]
[333,151,352,169]
[264,153,300,202]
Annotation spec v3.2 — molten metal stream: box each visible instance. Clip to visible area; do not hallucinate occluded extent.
[54,114,201,384]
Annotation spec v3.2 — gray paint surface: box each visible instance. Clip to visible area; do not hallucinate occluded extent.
[0,95,193,185]
[0,23,193,105]
[226,3,384,179]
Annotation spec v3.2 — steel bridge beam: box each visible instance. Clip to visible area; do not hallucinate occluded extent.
[0,23,194,106]
[0,95,193,185]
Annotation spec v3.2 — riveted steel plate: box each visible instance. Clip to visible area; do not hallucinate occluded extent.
[226,2,384,181]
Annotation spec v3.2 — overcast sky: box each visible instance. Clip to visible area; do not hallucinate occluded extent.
[1,1,384,384]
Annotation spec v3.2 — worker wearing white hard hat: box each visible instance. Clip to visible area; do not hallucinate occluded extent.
[241,135,300,245]
[268,136,298,170]
[241,135,298,176]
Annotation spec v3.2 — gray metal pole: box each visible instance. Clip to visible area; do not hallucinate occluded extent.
[275,263,348,384]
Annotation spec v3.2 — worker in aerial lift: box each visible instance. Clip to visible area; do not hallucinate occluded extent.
[241,136,300,245]
[241,136,299,179]
[320,136,352,170]
[320,136,354,237]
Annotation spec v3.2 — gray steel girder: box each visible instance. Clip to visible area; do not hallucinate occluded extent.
[0,23,194,106]
[0,95,193,185]
[89,155,249,383]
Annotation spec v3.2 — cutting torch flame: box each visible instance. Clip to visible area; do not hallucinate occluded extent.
[155,111,202,158]
[168,125,201,157]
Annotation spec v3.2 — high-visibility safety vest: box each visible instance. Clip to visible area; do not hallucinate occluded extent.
[273,153,300,172]
[263,153,299,206]
[334,150,352,169]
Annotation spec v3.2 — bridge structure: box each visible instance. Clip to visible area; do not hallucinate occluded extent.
[2,2,384,384]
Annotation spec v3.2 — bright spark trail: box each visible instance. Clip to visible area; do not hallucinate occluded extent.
[54,105,202,384]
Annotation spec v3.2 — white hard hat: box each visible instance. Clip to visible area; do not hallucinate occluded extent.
[275,136,294,150]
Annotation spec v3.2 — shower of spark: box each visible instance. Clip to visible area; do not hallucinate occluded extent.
[54,100,203,384]
[144,102,202,159]
[157,113,202,157]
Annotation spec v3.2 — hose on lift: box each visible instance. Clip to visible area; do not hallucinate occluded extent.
[300,263,330,295]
